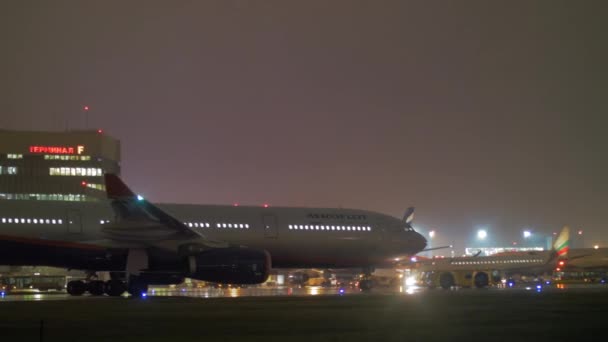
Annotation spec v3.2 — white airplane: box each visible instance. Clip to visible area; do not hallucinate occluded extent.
[0,174,427,296]
[413,226,570,289]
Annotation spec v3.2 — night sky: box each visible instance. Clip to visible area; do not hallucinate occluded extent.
[1,1,606,250]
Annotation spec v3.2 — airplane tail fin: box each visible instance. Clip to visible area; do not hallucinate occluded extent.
[105,173,136,199]
[553,226,570,258]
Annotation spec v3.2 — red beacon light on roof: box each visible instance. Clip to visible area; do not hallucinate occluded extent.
[233,203,239,207]
[81,181,87,187]
[97,129,103,134]
[263,204,270,208]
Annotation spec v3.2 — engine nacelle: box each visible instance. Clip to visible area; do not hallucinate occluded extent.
[136,273,185,285]
[186,247,271,284]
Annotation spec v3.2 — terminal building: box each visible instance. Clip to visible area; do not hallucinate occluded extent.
[0,129,120,279]
[0,129,120,202]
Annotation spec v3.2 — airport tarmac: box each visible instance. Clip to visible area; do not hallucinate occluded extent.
[0,285,365,301]
[1,285,608,341]
[1,282,606,301]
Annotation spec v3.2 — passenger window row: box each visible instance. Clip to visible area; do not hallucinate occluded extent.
[184,222,250,229]
[0,217,63,225]
[451,259,544,265]
[289,224,372,231]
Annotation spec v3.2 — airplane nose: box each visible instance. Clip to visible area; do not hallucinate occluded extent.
[413,232,427,253]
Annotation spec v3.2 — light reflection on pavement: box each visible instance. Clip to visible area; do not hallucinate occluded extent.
[3,283,606,302]
[0,285,422,301]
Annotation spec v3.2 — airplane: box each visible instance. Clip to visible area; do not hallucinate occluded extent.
[0,174,427,296]
[411,226,570,289]
[563,248,608,272]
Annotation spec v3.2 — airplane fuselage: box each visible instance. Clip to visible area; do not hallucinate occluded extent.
[0,200,426,272]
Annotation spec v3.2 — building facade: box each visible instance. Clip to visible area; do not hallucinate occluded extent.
[0,129,120,202]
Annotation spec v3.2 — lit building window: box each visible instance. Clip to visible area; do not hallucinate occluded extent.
[49,167,103,177]
[86,183,106,191]
[245,224,249,229]
[44,155,91,161]
[7,154,23,159]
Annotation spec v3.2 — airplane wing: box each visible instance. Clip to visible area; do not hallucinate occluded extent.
[103,174,227,248]
[420,245,452,253]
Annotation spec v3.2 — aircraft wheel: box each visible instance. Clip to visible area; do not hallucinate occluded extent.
[105,280,127,297]
[474,272,489,288]
[67,280,86,296]
[439,273,455,290]
[87,280,106,296]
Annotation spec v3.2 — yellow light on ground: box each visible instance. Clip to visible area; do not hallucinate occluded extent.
[308,286,320,296]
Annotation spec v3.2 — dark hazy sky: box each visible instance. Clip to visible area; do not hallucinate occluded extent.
[1,1,606,249]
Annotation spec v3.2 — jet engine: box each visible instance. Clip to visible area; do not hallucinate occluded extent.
[186,247,271,284]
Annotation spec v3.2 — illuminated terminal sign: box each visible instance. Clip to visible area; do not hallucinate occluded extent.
[29,145,85,155]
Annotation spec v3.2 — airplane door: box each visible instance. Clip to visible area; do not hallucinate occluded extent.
[67,209,83,234]
[263,214,278,238]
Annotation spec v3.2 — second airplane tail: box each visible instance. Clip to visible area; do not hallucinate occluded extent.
[553,226,570,258]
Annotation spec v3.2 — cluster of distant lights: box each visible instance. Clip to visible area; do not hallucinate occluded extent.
[0,217,63,225]
[288,225,372,231]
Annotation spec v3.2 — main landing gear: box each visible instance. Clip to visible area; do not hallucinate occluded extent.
[66,273,133,297]
[66,279,127,297]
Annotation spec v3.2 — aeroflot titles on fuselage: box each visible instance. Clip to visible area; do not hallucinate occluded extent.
[306,213,367,220]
